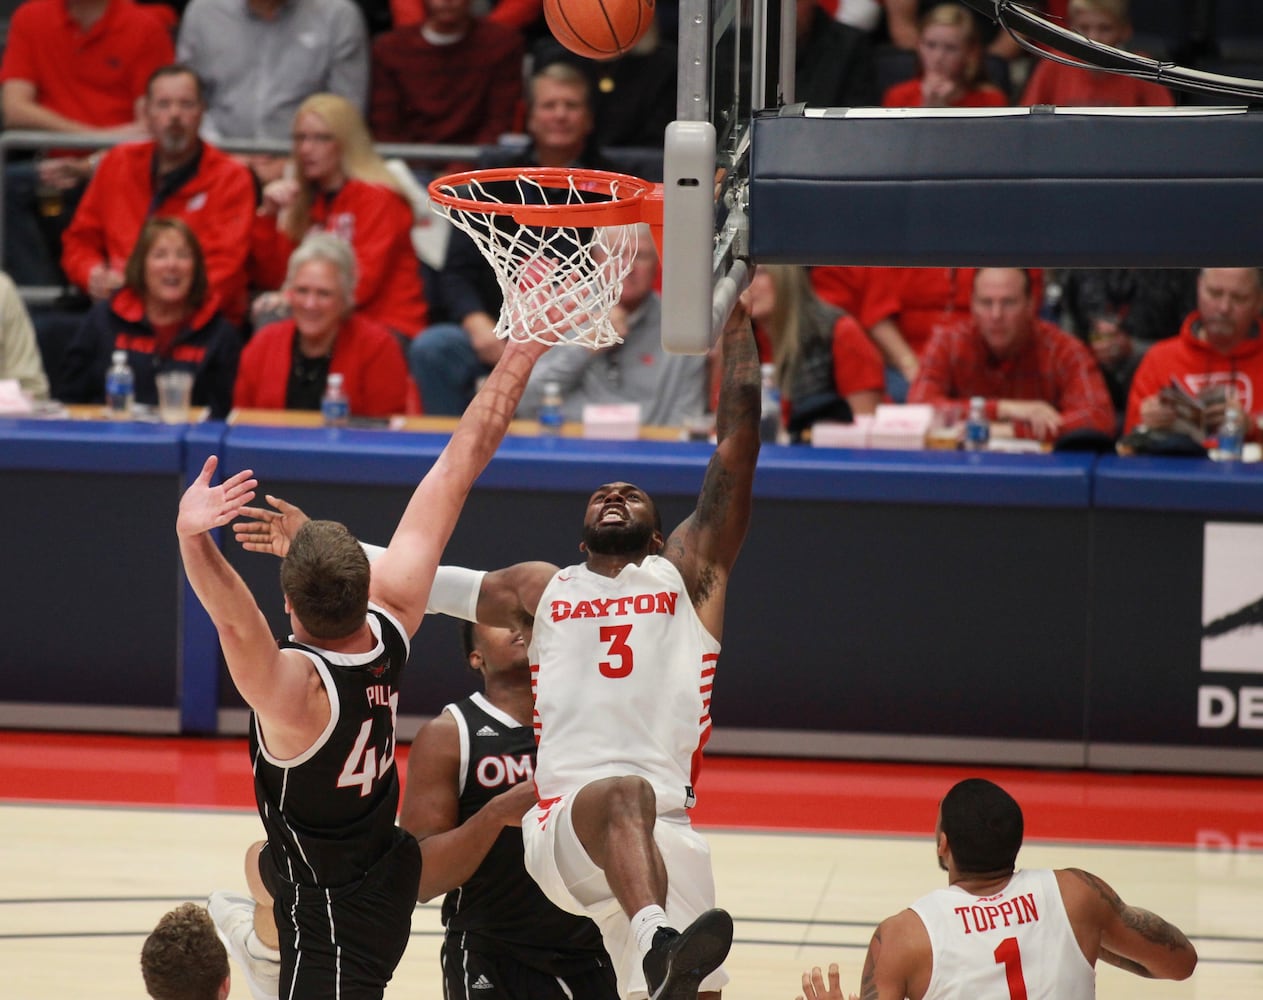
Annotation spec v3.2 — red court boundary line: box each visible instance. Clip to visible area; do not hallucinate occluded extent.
[2,731,1260,848]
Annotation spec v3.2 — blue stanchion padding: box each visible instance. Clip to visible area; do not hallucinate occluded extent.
[222,424,716,496]
[0,415,184,472]
[752,446,1095,506]
[1094,454,1263,514]
[179,421,231,734]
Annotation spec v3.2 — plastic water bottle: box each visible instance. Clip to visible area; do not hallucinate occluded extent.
[321,372,349,427]
[1213,399,1245,461]
[964,396,990,452]
[538,380,564,436]
[105,349,134,419]
[759,363,781,444]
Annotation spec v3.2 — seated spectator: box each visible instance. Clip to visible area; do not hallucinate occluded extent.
[1124,268,1263,440]
[412,62,617,414]
[0,0,173,286]
[908,267,1115,442]
[141,902,231,1000]
[177,0,369,183]
[370,0,524,161]
[0,271,50,400]
[883,0,1038,62]
[533,14,678,151]
[745,264,884,436]
[235,234,410,417]
[1021,0,1175,107]
[1060,267,1198,418]
[517,226,707,425]
[60,65,256,323]
[794,0,880,108]
[60,218,242,419]
[811,264,913,398]
[882,3,1008,108]
[252,93,428,340]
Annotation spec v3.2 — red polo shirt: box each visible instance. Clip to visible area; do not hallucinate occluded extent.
[0,0,174,127]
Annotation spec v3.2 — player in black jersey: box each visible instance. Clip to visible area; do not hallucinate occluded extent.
[176,333,552,1000]
[402,620,619,1000]
[232,482,622,1000]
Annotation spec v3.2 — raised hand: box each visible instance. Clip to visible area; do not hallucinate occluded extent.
[233,494,310,558]
[796,963,854,1000]
[177,456,257,538]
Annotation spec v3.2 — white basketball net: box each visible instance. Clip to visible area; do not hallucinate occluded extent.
[430,173,641,350]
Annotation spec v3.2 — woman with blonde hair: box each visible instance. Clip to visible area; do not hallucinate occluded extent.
[251,93,428,339]
[882,2,1007,108]
[742,265,885,439]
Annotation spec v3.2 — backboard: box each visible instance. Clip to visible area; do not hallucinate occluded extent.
[661,0,1263,356]
[660,0,788,353]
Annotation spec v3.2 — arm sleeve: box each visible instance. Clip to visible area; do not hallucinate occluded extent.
[351,192,414,308]
[425,565,486,619]
[1052,335,1117,435]
[905,331,955,404]
[60,167,110,292]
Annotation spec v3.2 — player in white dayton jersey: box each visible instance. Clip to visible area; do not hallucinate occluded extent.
[423,300,763,1000]
[796,778,1197,1000]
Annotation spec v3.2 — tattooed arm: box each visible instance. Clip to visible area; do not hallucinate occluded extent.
[664,298,761,640]
[1059,868,1198,981]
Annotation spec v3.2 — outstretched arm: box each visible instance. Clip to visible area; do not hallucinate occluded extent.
[1060,869,1197,981]
[370,338,551,637]
[176,457,294,711]
[664,299,761,639]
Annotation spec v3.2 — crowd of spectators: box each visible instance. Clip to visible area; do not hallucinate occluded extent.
[0,0,1257,457]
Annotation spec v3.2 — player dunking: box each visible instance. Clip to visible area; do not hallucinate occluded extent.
[420,299,762,999]
[177,333,551,1000]
[796,778,1198,1000]
[232,300,761,998]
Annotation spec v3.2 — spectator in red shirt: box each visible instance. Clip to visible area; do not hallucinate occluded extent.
[370,0,524,165]
[60,65,256,323]
[235,233,410,417]
[1125,268,1263,439]
[1021,0,1175,108]
[0,0,174,286]
[882,3,1008,108]
[908,267,1115,442]
[744,264,885,437]
[251,93,429,339]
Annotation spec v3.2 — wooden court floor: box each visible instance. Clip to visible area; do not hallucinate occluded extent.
[1,732,1261,1000]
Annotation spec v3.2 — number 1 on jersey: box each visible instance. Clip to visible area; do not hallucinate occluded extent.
[993,937,1028,1000]
[598,624,634,678]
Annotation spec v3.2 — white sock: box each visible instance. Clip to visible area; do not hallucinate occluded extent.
[631,904,670,956]
[245,929,281,963]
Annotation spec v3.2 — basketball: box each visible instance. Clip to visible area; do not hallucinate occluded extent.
[543,0,654,61]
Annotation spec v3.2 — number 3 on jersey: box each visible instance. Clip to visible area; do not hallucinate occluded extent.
[598,624,634,678]
[994,937,1028,1000]
[337,691,400,796]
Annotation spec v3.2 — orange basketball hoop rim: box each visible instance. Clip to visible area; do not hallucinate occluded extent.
[428,166,665,251]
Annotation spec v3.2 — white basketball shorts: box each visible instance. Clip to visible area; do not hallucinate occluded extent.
[522,787,729,998]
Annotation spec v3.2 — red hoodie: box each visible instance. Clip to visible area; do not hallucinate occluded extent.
[1125,312,1263,433]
